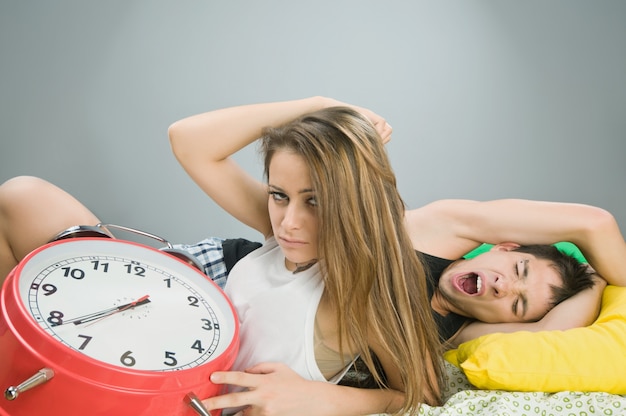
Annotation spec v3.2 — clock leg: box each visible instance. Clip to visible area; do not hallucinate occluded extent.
[4,368,54,401]
[184,392,214,416]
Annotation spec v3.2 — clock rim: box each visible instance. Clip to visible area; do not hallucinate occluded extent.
[0,237,240,392]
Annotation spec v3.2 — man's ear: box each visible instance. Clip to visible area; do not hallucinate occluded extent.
[491,242,521,252]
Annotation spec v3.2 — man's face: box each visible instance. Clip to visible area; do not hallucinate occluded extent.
[437,245,562,323]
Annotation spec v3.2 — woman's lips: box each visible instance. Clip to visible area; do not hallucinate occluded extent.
[279,236,307,247]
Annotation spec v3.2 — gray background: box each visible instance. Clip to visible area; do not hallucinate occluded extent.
[1,1,625,246]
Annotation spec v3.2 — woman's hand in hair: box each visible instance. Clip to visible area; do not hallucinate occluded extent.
[320,97,393,144]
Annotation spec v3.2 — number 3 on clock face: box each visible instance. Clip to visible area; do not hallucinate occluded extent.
[19,238,238,371]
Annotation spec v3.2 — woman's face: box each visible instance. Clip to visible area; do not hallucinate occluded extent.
[267,150,319,271]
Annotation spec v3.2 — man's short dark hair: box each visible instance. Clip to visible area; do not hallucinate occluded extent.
[513,244,595,309]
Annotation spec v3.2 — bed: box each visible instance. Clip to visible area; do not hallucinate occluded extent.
[375,283,626,415]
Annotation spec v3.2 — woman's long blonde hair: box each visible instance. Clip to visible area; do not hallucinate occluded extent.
[261,107,444,412]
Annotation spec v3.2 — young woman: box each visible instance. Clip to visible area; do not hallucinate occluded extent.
[0,102,444,414]
[167,96,444,415]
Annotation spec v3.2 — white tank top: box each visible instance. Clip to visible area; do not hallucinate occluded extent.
[224,237,328,382]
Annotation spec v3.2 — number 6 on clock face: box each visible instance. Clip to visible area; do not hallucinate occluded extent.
[1,238,239,416]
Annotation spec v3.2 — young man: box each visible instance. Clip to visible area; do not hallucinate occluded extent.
[405,198,626,347]
[1,177,625,345]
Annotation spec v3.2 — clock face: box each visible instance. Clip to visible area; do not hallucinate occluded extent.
[15,238,237,372]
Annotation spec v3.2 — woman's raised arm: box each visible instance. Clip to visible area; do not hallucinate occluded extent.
[168,97,328,237]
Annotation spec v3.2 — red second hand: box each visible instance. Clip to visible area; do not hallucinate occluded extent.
[85,295,151,327]
[129,295,150,307]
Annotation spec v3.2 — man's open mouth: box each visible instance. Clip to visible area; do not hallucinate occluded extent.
[459,273,482,295]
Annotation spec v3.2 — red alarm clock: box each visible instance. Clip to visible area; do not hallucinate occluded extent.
[0,228,239,416]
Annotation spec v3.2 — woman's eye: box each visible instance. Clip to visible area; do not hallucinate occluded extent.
[307,197,318,207]
[270,191,288,202]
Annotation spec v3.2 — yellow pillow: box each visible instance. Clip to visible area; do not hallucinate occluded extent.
[443,285,626,393]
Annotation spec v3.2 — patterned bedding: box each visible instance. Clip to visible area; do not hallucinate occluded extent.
[373,362,626,415]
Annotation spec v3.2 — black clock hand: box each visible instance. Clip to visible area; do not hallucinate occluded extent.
[60,295,151,326]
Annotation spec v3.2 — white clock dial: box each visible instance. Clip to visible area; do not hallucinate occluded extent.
[16,239,236,371]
